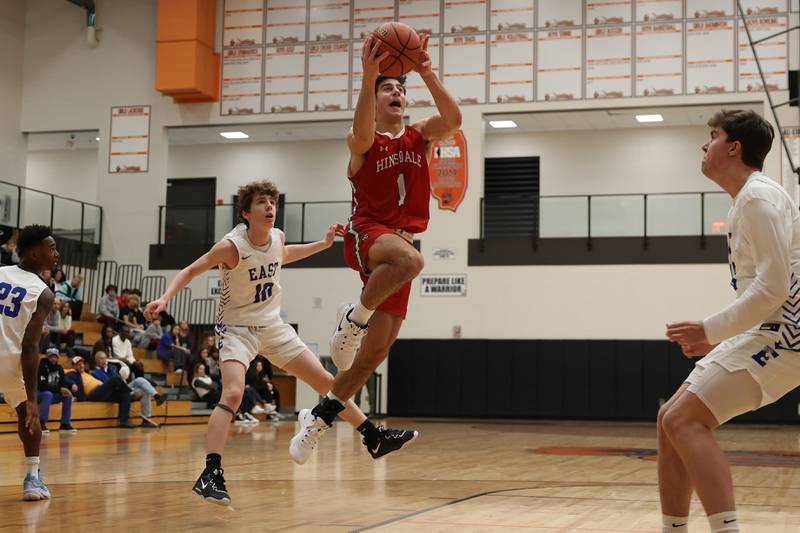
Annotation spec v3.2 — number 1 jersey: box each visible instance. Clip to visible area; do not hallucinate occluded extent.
[348,126,430,234]
[215,224,283,327]
[0,265,47,360]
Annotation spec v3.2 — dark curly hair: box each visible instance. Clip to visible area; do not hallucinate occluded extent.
[17,225,52,256]
[238,180,279,227]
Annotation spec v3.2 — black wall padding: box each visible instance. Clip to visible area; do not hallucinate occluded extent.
[387,339,800,423]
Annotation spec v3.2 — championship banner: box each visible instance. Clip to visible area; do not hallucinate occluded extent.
[430,130,468,212]
[108,105,150,173]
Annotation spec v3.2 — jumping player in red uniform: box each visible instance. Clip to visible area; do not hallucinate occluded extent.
[290,33,461,456]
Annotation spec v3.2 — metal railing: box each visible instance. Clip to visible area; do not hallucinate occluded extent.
[155,201,351,245]
[0,178,103,251]
[480,191,731,242]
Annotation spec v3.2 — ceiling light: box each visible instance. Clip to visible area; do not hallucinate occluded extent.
[220,131,249,139]
[489,120,518,129]
[95,137,100,141]
[635,114,663,123]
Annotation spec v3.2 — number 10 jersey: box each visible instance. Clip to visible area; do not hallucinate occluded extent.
[215,224,283,327]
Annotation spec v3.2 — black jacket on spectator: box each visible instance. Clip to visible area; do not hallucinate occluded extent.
[38,358,65,394]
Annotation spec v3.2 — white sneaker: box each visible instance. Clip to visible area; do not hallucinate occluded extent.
[289,409,331,465]
[251,405,266,414]
[329,303,368,371]
[263,403,276,414]
[243,412,260,425]
[234,413,249,426]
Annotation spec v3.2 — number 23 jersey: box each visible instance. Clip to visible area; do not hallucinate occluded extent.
[0,265,47,359]
[215,224,283,327]
[349,126,430,234]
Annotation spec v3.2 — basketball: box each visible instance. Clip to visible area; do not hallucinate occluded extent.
[373,22,421,77]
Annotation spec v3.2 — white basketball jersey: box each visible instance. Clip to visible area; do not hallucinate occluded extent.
[0,265,47,359]
[215,224,283,327]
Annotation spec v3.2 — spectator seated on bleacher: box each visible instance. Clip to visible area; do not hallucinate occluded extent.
[0,228,19,265]
[117,288,131,318]
[156,324,190,373]
[122,294,147,334]
[52,269,68,299]
[48,300,75,354]
[91,324,116,369]
[93,351,163,428]
[97,284,120,328]
[58,274,84,320]
[63,354,135,428]
[41,269,55,292]
[137,316,163,349]
[111,326,145,379]
[37,348,77,433]
[246,358,279,417]
[207,348,221,384]
[192,363,220,408]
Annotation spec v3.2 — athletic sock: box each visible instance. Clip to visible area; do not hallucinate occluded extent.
[662,515,688,533]
[357,419,380,445]
[205,453,222,472]
[311,396,345,426]
[708,511,739,532]
[349,301,373,327]
[25,457,39,478]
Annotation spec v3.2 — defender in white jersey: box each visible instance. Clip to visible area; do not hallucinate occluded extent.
[0,225,58,501]
[144,180,415,506]
[659,110,787,533]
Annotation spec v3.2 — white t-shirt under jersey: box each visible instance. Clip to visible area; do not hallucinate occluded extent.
[703,171,800,344]
[0,265,47,360]
[215,224,283,327]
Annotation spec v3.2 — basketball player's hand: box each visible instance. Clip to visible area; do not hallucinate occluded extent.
[143,298,166,321]
[362,35,390,80]
[60,387,71,397]
[679,342,717,358]
[414,35,433,77]
[324,223,347,247]
[666,320,708,346]
[24,400,39,435]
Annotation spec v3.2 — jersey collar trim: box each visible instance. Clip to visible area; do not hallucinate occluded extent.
[376,127,405,140]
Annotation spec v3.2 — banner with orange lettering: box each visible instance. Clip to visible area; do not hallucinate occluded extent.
[429,130,467,212]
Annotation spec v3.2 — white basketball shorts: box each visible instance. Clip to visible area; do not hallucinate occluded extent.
[215,319,307,370]
[686,328,800,424]
[0,353,27,409]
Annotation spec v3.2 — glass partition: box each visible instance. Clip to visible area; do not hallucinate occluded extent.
[591,195,645,237]
[0,182,19,228]
[52,197,83,240]
[647,194,702,236]
[539,197,588,238]
[83,204,102,244]
[20,188,51,228]
[302,202,351,241]
[282,203,302,243]
[704,193,732,235]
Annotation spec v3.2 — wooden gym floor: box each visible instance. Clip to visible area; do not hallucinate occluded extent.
[1,419,800,532]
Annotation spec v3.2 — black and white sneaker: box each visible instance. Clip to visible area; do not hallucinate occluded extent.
[364,427,418,459]
[192,467,230,505]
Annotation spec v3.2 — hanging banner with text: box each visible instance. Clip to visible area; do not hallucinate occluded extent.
[109,105,150,173]
[430,130,468,211]
[420,273,467,296]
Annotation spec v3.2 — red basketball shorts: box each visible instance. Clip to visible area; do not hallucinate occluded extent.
[343,221,413,319]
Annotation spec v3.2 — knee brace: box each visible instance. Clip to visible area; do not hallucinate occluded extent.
[215,403,236,418]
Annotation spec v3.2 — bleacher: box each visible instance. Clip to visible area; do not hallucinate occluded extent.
[0,312,203,433]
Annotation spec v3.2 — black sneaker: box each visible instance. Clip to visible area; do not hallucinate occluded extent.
[192,468,230,505]
[364,427,419,459]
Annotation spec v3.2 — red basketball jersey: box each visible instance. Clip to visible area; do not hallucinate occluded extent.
[348,126,430,234]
